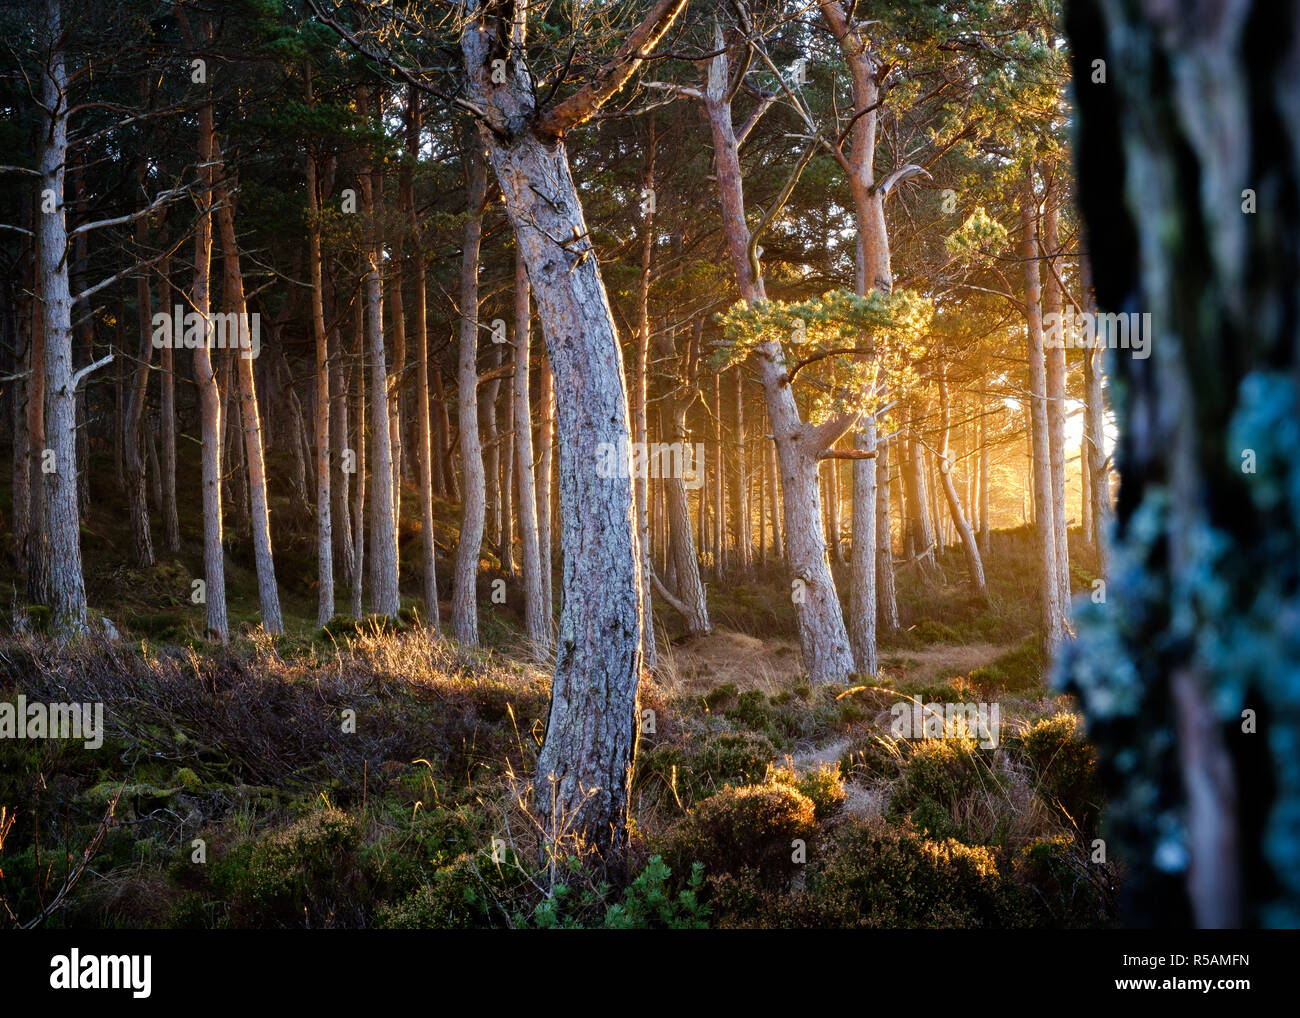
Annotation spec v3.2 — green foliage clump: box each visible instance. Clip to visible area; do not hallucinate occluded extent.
[725,688,779,739]
[230,808,360,924]
[692,731,776,790]
[769,762,846,821]
[600,856,709,930]
[970,636,1048,693]
[796,819,1024,928]
[1010,714,1101,832]
[666,783,816,886]
[377,850,530,930]
[910,618,962,644]
[1012,833,1115,928]
[886,738,999,842]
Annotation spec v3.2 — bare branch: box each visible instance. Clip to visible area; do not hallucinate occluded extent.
[535,0,691,140]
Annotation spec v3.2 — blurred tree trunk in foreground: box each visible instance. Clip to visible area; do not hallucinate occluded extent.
[1064,0,1300,928]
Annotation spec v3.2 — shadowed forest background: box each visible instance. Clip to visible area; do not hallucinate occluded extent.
[0,0,1293,931]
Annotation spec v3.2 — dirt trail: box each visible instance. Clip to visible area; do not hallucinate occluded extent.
[661,627,1021,818]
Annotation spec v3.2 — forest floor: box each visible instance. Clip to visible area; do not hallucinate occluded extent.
[0,452,1121,928]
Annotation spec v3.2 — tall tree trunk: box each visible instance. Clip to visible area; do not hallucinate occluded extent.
[875,438,899,633]
[702,43,854,682]
[711,370,725,578]
[450,140,487,645]
[159,271,180,554]
[307,127,334,626]
[37,0,85,633]
[500,359,515,577]
[731,369,752,573]
[191,88,228,642]
[350,290,367,620]
[357,92,400,619]
[654,318,710,635]
[405,88,439,630]
[513,252,546,653]
[903,406,940,583]
[1021,172,1064,646]
[482,342,502,565]
[938,361,987,595]
[462,0,690,858]
[1042,183,1072,620]
[433,359,457,501]
[766,431,782,563]
[213,137,282,634]
[978,406,990,557]
[331,313,355,592]
[633,116,658,668]
[849,415,878,675]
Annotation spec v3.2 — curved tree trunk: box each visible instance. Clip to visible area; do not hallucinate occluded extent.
[702,39,854,682]
[462,0,691,860]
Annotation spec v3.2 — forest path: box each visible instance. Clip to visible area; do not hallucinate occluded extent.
[670,628,1024,819]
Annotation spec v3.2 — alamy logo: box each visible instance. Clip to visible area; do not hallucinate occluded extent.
[0,695,104,749]
[890,697,1000,749]
[152,305,261,359]
[595,438,706,490]
[50,950,151,998]
[1042,310,1151,359]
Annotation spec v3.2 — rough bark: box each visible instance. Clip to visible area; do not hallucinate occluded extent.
[37,0,86,634]
[463,0,684,858]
